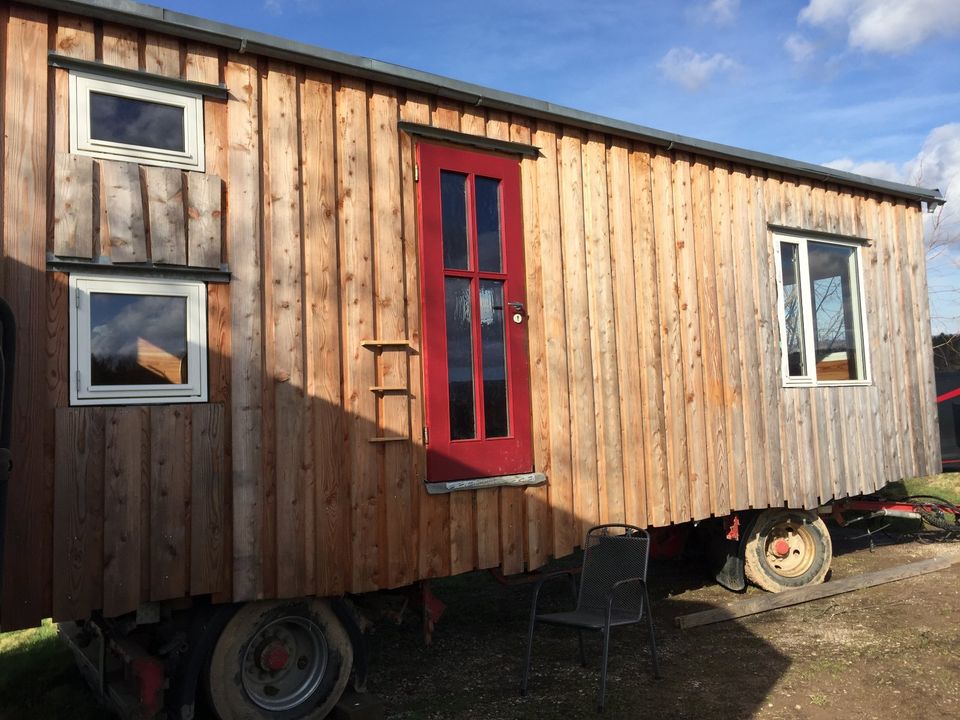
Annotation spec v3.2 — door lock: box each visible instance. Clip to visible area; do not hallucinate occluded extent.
[508,302,525,324]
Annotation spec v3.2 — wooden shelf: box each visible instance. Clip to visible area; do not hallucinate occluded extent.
[367,436,407,444]
[361,339,412,350]
[369,385,408,394]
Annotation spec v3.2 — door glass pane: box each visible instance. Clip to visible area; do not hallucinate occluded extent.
[440,171,469,270]
[89,92,186,151]
[90,293,188,385]
[445,277,476,439]
[479,280,509,437]
[780,242,807,377]
[808,241,863,381]
[475,176,502,272]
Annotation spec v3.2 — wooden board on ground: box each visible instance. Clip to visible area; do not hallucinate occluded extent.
[675,554,960,629]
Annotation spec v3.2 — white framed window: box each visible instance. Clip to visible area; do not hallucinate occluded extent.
[773,232,870,387]
[70,71,204,171]
[70,275,208,405]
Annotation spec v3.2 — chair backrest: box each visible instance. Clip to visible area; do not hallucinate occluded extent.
[577,524,650,618]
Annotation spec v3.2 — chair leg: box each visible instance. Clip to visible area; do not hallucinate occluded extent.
[644,586,660,679]
[578,629,587,667]
[520,613,536,696]
[597,621,611,712]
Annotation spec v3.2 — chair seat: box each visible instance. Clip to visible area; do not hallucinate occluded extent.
[537,608,641,629]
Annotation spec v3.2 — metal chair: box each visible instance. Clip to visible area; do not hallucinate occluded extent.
[520,524,660,712]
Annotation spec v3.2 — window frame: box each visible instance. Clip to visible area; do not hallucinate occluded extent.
[69,274,208,406]
[773,231,872,388]
[70,70,205,171]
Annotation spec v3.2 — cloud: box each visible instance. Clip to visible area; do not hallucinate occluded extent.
[704,0,740,24]
[798,0,960,54]
[822,158,904,183]
[658,48,738,92]
[784,33,816,63]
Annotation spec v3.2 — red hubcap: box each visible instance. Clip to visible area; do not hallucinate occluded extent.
[260,643,290,672]
[772,538,791,557]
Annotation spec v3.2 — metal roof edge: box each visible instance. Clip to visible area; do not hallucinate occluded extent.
[25,0,945,206]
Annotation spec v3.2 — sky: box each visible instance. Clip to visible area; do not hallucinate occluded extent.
[155,0,960,331]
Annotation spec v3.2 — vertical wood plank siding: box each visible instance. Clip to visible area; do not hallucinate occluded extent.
[0,7,941,629]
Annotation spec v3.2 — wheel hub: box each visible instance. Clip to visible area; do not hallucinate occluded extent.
[763,519,817,578]
[241,616,329,712]
[260,642,291,672]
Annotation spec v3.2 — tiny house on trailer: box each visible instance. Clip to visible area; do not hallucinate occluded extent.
[0,0,945,716]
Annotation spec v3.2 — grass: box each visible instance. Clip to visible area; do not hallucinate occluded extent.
[880,473,960,505]
[0,620,103,720]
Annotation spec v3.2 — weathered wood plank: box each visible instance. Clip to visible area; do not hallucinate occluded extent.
[187,173,222,267]
[558,130,600,537]
[101,24,139,69]
[150,405,190,601]
[53,153,95,258]
[582,133,624,525]
[224,54,263,601]
[53,16,94,156]
[630,146,669,525]
[534,123,576,553]
[692,160,726,516]
[144,33,181,77]
[1,6,52,630]
[338,77,380,591]
[303,70,348,595]
[263,61,305,599]
[190,404,225,595]
[651,151,690,520]
[53,408,104,621]
[100,160,147,262]
[102,407,142,617]
[672,154,710,519]
[748,172,785,506]
[143,166,186,265]
[369,86,411,585]
[730,166,768,509]
[677,555,959,629]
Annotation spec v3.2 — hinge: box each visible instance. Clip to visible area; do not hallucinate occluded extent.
[75,369,81,385]
[414,163,419,182]
[75,292,81,309]
[423,426,429,445]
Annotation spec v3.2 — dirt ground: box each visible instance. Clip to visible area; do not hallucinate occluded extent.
[364,526,960,720]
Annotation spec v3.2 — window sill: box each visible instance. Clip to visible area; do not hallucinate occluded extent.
[783,380,873,389]
[424,472,546,495]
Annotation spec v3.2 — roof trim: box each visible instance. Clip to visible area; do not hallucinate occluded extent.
[28,0,945,206]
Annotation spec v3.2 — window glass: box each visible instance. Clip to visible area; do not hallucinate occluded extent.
[808,241,863,381]
[441,171,470,270]
[89,92,186,151]
[475,176,503,272]
[779,242,807,377]
[479,280,509,437]
[90,293,188,386]
[444,276,476,439]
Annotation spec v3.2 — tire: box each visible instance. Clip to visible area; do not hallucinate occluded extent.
[207,599,353,720]
[743,509,832,593]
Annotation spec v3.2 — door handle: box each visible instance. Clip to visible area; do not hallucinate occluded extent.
[508,302,525,324]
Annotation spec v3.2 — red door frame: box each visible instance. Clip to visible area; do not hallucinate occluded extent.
[416,142,533,482]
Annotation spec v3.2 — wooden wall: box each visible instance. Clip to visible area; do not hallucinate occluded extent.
[0,5,940,630]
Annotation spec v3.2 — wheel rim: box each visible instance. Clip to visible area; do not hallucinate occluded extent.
[241,616,328,712]
[762,518,817,578]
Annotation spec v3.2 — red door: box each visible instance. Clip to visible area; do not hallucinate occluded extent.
[417,143,533,482]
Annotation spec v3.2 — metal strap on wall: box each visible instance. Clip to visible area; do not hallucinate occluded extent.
[398,121,541,158]
[49,53,229,99]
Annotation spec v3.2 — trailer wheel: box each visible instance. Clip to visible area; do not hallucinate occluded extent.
[744,509,832,592]
[207,599,352,720]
